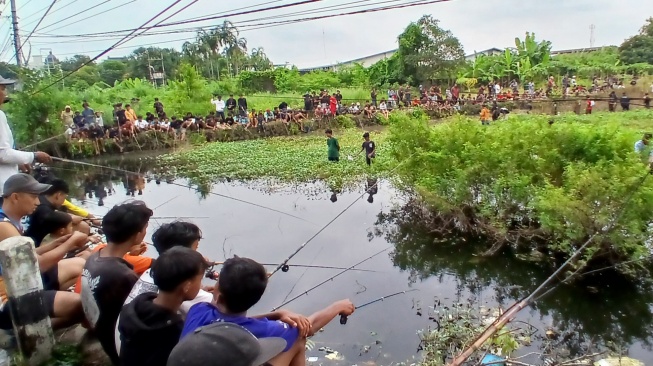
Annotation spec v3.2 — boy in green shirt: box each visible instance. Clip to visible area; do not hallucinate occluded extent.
[326,129,340,162]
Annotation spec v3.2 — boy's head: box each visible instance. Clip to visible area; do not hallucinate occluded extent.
[103,201,153,245]
[41,211,73,238]
[217,257,268,314]
[325,129,333,137]
[155,98,159,102]
[43,179,70,208]
[151,247,207,301]
[152,221,202,253]
[363,132,370,141]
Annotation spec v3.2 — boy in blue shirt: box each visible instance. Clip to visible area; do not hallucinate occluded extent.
[181,257,355,366]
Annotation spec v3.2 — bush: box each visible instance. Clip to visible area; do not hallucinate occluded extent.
[387,113,653,277]
[334,115,355,128]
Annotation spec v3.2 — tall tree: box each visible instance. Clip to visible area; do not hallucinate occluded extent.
[397,15,465,84]
[98,59,127,86]
[248,47,272,71]
[619,18,653,65]
[60,54,94,72]
[127,47,182,81]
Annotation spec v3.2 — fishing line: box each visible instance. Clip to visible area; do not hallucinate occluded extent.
[207,261,377,273]
[269,154,415,277]
[49,157,315,224]
[271,246,391,311]
[449,168,652,366]
[339,289,419,324]
[281,247,324,304]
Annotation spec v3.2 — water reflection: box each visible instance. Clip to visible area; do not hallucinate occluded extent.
[373,199,653,354]
[34,156,653,363]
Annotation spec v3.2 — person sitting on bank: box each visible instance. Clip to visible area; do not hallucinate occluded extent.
[181,257,355,366]
[118,247,208,366]
[26,178,90,246]
[115,221,212,355]
[80,201,153,365]
[0,173,87,329]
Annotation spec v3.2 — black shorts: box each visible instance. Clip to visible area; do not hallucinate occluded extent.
[0,290,57,330]
[366,155,375,166]
[41,266,59,291]
[328,156,339,162]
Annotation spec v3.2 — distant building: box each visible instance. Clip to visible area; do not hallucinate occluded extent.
[465,48,504,61]
[295,45,612,72]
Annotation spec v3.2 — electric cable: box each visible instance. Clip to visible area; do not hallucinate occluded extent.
[29,0,186,95]
[8,0,58,64]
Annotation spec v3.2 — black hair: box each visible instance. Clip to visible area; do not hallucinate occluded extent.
[363,132,370,138]
[44,179,69,196]
[40,211,72,235]
[325,129,333,134]
[218,257,268,313]
[155,98,159,101]
[137,115,143,119]
[151,247,208,292]
[102,201,153,243]
[644,133,652,140]
[125,104,131,108]
[151,221,201,254]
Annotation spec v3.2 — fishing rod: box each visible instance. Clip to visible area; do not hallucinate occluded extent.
[271,246,391,311]
[339,289,419,324]
[449,168,652,366]
[205,261,377,275]
[49,157,315,224]
[269,154,415,278]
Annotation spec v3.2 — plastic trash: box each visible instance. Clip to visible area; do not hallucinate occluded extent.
[347,155,353,161]
[481,354,505,366]
[595,357,644,366]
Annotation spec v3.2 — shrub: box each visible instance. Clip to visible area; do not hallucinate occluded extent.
[387,113,653,277]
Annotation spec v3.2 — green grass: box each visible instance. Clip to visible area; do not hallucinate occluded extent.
[161,128,392,189]
[244,87,372,112]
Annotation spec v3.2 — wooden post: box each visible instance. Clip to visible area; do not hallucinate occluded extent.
[0,236,54,365]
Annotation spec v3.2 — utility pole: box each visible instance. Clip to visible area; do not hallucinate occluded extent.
[9,0,23,66]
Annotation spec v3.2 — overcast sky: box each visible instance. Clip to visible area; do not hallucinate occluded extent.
[2,0,652,69]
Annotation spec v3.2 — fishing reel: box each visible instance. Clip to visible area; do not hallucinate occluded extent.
[339,314,348,325]
[281,264,290,272]
[205,263,219,280]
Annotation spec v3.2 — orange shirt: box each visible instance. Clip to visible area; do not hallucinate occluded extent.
[73,244,152,294]
[480,108,491,121]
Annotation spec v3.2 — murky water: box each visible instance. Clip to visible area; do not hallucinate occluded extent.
[45,155,653,365]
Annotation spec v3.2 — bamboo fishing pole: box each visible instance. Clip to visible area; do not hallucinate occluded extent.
[449,169,652,366]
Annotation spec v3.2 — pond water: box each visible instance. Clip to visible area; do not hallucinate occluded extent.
[45,155,653,365]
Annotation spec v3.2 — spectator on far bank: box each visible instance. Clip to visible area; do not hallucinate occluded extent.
[620,92,630,111]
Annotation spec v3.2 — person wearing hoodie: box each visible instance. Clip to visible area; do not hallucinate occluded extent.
[118,247,207,366]
[61,105,74,127]
[115,221,213,355]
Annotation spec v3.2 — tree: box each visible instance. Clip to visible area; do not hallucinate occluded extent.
[127,47,182,82]
[248,47,272,71]
[60,54,93,72]
[619,18,653,65]
[396,15,465,84]
[98,59,127,85]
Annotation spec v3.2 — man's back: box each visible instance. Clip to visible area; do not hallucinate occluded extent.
[181,302,297,353]
[81,250,138,365]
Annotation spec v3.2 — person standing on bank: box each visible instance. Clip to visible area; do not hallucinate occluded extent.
[325,129,339,162]
[0,76,51,195]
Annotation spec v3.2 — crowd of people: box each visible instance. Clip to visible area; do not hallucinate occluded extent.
[0,173,356,366]
[0,76,359,366]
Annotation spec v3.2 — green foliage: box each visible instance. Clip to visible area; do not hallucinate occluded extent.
[4,70,69,145]
[619,18,653,65]
[387,111,653,275]
[398,15,465,83]
[161,128,391,190]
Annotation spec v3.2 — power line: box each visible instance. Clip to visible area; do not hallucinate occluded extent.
[9,0,57,65]
[36,0,135,35]
[21,0,79,27]
[36,0,121,32]
[31,0,187,95]
[16,0,33,11]
[31,0,444,58]
[35,0,322,38]
[32,0,383,41]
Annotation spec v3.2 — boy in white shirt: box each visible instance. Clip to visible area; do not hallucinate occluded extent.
[211,95,226,122]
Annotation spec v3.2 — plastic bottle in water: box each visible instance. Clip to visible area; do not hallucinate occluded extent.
[0,349,9,366]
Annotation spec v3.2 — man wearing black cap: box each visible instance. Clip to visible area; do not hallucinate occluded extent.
[0,173,87,330]
[168,322,284,366]
[0,76,51,195]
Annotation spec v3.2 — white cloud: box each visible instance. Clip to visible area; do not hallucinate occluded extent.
[10,0,653,69]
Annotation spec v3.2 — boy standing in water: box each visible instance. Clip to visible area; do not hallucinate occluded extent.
[325,129,340,162]
[358,132,376,166]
